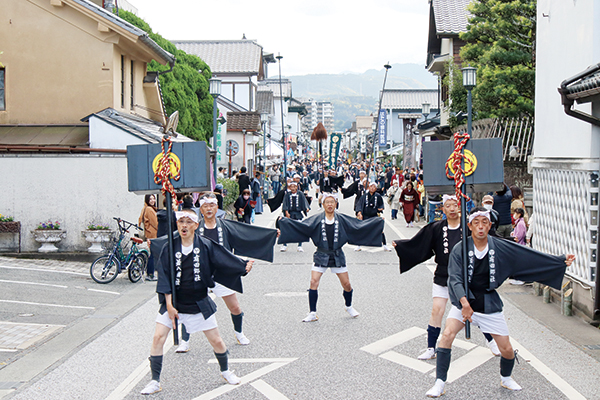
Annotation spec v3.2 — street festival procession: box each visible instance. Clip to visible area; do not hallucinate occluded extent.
[0,1,599,400]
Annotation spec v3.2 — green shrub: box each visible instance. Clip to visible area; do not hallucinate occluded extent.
[218,178,239,209]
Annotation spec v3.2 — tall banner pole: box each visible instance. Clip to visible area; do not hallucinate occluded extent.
[165,190,179,345]
[463,88,474,340]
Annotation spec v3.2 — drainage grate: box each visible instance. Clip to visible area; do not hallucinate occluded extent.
[583,344,600,350]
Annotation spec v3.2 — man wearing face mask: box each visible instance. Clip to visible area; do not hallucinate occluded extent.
[481,195,500,237]
[234,189,254,224]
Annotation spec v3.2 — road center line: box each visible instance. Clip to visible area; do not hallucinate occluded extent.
[0,265,88,276]
[0,279,68,289]
[105,332,174,400]
[87,288,120,295]
[360,326,426,355]
[250,379,291,400]
[510,338,587,400]
[0,299,94,310]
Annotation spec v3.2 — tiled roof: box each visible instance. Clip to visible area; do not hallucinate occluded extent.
[258,78,292,98]
[564,71,600,101]
[432,0,472,35]
[256,90,274,115]
[82,108,193,143]
[381,89,439,110]
[172,40,263,74]
[71,0,174,64]
[226,112,261,132]
[0,125,89,147]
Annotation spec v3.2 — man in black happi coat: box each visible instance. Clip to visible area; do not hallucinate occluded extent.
[141,208,254,395]
[425,207,575,398]
[355,181,392,252]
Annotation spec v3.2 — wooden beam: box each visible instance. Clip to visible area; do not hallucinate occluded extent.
[50,0,64,6]
[98,22,110,33]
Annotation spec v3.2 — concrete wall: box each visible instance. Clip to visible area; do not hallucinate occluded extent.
[0,155,147,252]
[534,0,600,160]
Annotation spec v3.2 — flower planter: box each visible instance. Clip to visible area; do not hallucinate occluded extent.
[31,230,66,253]
[82,230,114,253]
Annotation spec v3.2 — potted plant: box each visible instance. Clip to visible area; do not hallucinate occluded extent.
[0,214,22,252]
[32,220,66,253]
[82,223,114,253]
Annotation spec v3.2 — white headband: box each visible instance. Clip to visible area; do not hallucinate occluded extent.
[359,170,366,174]
[176,211,199,223]
[368,181,377,187]
[322,192,338,201]
[199,198,218,206]
[468,210,491,223]
[288,181,298,186]
[442,194,458,205]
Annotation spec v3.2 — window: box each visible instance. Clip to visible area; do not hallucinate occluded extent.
[0,68,5,111]
[130,60,134,110]
[120,55,125,108]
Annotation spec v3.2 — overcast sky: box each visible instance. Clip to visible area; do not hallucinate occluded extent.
[131,0,430,76]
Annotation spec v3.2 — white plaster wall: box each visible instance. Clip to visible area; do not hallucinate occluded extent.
[534,0,600,159]
[0,155,148,252]
[89,117,148,149]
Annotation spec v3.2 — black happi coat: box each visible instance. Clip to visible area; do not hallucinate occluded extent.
[319,175,344,193]
[355,191,384,218]
[267,188,287,212]
[155,234,247,319]
[448,235,567,314]
[393,220,463,286]
[278,212,384,267]
[282,191,309,219]
[300,176,311,192]
[197,218,278,262]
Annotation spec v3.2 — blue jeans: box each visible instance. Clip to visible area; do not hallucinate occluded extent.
[391,209,398,219]
[272,180,281,193]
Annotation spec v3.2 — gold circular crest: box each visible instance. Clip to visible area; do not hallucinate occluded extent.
[332,135,340,143]
[152,152,181,176]
[446,149,478,177]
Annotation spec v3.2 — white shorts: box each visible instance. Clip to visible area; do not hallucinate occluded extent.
[447,305,509,336]
[209,282,236,297]
[311,264,349,274]
[432,283,449,299]
[155,311,218,333]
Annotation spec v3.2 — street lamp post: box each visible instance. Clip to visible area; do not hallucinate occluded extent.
[461,66,477,339]
[373,63,392,163]
[276,53,287,181]
[260,112,269,197]
[209,77,221,185]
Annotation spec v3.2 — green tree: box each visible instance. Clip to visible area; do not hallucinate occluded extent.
[453,0,536,121]
[119,11,214,142]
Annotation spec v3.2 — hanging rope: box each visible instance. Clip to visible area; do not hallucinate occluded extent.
[445,131,471,203]
[154,136,181,203]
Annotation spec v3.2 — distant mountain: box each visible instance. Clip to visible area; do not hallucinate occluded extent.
[285,63,437,131]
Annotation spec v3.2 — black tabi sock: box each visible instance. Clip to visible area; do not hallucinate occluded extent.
[500,356,515,377]
[181,324,190,341]
[483,332,494,342]
[435,348,452,382]
[231,312,243,333]
[214,350,229,372]
[308,289,318,312]
[427,325,441,349]
[343,289,353,307]
[149,355,163,382]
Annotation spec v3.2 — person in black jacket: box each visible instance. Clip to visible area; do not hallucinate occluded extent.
[237,166,251,196]
[492,184,513,239]
[140,208,254,395]
[233,189,254,224]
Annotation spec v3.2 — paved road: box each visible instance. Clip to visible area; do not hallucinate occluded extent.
[2,187,600,399]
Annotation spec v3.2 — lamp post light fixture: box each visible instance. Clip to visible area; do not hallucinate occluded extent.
[422,101,431,119]
[209,77,222,185]
[260,111,269,197]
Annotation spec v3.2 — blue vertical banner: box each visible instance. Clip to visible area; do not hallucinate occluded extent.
[328,133,342,169]
[378,109,387,147]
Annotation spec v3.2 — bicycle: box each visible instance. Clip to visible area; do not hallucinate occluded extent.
[90,217,149,284]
